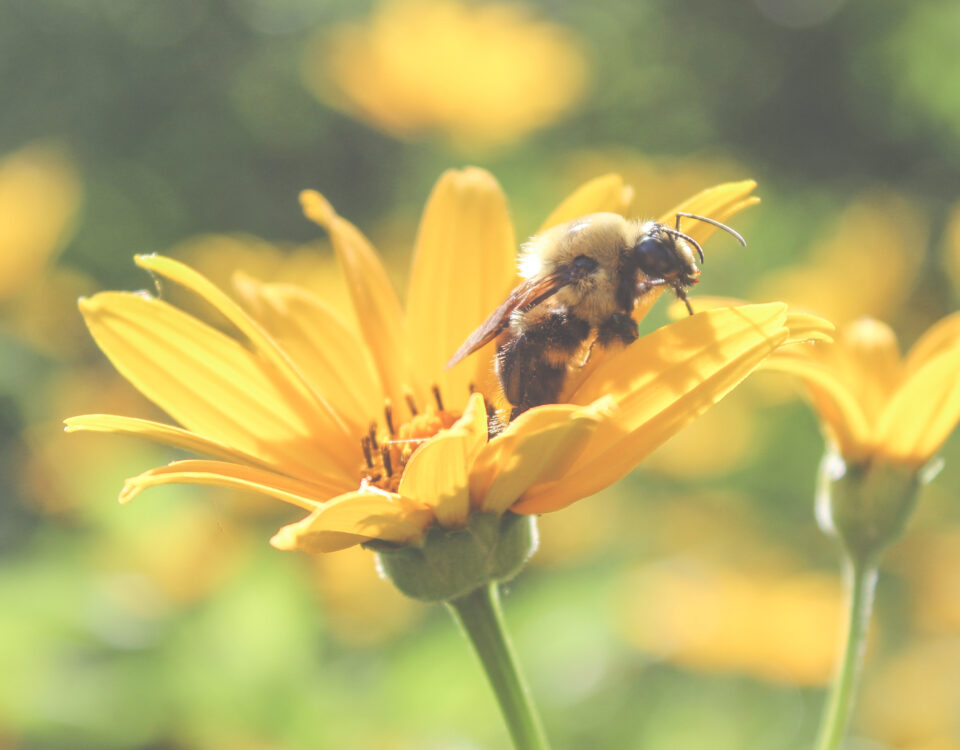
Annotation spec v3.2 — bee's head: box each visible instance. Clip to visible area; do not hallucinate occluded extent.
[632,225,701,289]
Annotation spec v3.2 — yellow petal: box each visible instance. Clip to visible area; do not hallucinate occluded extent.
[879,347,960,464]
[135,255,353,449]
[65,414,278,469]
[517,305,789,512]
[120,460,340,509]
[301,190,412,414]
[537,174,634,232]
[837,318,903,421]
[233,274,383,434]
[905,311,960,372]
[79,291,354,483]
[761,351,873,460]
[657,180,759,245]
[396,392,488,526]
[783,311,835,344]
[670,295,750,318]
[270,491,434,553]
[472,402,604,515]
[668,297,835,344]
[406,168,516,404]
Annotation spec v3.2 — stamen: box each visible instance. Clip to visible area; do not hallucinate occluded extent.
[405,393,418,416]
[468,382,476,393]
[432,384,444,411]
[381,446,394,477]
[368,422,379,450]
[384,401,396,436]
[360,437,374,468]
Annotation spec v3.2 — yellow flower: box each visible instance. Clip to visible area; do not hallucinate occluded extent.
[0,142,81,301]
[68,169,817,556]
[620,560,844,685]
[765,315,960,467]
[683,298,960,468]
[302,0,588,150]
[754,192,925,326]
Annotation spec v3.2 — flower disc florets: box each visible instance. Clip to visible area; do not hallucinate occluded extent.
[359,386,467,492]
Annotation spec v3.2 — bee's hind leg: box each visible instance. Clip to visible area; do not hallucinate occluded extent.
[596,312,638,346]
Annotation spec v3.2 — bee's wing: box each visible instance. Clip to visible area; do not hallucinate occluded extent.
[445,271,572,369]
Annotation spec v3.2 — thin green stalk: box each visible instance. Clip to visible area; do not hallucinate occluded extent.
[446,583,551,750]
[814,558,879,750]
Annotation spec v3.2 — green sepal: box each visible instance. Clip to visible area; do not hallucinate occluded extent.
[815,451,925,564]
[370,512,538,602]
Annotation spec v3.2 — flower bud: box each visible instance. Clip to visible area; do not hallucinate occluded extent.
[372,512,538,602]
[815,451,928,563]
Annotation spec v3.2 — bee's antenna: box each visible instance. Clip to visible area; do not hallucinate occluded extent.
[661,227,705,264]
[674,212,747,248]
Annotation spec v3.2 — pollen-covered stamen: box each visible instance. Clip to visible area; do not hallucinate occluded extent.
[384,401,396,436]
[381,446,394,477]
[358,384,465,493]
[405,393,419,416]
[361,436,374,468]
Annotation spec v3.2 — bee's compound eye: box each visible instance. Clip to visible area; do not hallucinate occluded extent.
[572,254,598,273]
[635,238,679,275]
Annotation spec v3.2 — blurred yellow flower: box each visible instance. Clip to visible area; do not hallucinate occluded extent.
[860,637,960,748]
[763,314,960,467]
[0,142,81,301]
[893,527,960,634]
[683,299,960,468]
[755,192,925,326]
[68,169,818,555]
[0,142,92,354]
[303,0,588,150]
[558,149,752,234]
[313,545,423,644]
[620,560,844,685]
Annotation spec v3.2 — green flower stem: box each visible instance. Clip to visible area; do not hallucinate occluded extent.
[814,558,879,750]
[446,583,551,750]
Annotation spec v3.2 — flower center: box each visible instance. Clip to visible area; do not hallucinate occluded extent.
[359,385,460,492]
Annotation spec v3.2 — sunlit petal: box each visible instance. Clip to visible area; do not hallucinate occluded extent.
[119,460,342,509]
[837,318,903,420]
[761,352,873,460]
[472,402,605,515]
[301,190,412,413]
[233,274,383,433]
[905,310,960,372]
[135,254,353,449]
[66,414,283,470]
[406,168,516,402]
[879,347,960,464]
[537,174,634,232]
[79,292,353,482]
[270,491,434,553]
[517,305,789,512]
[397,392,487,526]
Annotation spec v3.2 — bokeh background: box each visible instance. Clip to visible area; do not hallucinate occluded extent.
[2,0,960,748]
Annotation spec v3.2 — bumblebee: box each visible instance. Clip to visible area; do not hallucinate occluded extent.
[447,212,746,419]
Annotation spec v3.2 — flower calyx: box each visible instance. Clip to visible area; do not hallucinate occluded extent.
[815,451,934,564]
[370,511,538,602]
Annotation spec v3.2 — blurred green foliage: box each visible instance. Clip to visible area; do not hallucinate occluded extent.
[2,0,960,749]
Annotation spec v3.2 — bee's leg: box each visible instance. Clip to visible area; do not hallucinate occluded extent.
[635,276,669,298]
[498,312,590,418]
[596,311,638,346]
